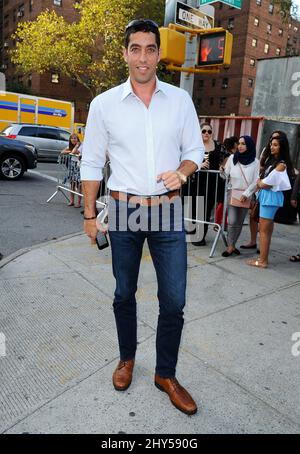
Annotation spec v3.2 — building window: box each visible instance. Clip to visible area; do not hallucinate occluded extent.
[27,74,32,87]
[220,97,226,108]
[294,26,298,33]
[222,78,229,89]
[250,58,255,67]
[267,24,272,34]
[256,0,261,5]
[228,18,234,30]
[199,80,204,89]
[248,78,254,87]
[217,20,221,27]
[18,75,23,84]
[269,4,274,14]
[86,103,90,110]
[53,0,62,6]
[279,28,283,36]
[51,73,60,83]
[276,47,281,56]
[245,98,251,107]
[210,97,214,106]
[212,79,216,87]
[254,17,259,26]
[4,14,9,27]
[29,0,34,12]
[264,43,270,54]
[219,2,223,8]
[252,38,257,47]
[288,23,292,29]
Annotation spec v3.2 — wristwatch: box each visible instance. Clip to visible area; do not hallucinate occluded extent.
[176,170,187,185]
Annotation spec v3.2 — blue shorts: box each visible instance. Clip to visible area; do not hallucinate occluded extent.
[259,205,279,220]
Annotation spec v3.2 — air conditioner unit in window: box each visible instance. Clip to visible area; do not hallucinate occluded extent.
[17,10,24,17]
[2,64,8,69]
[3,42,9,48]
[228,24,234,30]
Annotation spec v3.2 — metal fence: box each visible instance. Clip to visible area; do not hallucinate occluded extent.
[181,169,229,257]
[47,159,228,256]
[47,154,109,210]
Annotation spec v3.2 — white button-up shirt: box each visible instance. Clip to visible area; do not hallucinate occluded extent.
[80,77,204,195]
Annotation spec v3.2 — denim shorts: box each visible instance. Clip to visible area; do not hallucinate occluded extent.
[259,205,279,220]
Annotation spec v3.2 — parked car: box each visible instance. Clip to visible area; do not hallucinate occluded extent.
[0,136,37,180]
[2,124,70,161]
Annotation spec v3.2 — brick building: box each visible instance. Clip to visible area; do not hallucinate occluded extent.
[1,0,91,123]
[194,0,300,116]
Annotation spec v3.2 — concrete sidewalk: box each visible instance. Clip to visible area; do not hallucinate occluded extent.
[0,223,299,434]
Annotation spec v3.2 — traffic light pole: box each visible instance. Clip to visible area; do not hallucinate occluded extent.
[179,0,198,97]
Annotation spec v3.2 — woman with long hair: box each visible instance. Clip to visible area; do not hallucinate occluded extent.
[61,133,82,207]
[247,135,293,268]
[241,130,287,250]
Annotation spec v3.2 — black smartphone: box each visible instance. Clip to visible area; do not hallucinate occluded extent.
[96,232,109,250]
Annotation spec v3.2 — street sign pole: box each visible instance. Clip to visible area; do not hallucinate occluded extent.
[179,0,199,97]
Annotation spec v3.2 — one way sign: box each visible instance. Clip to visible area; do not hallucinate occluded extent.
[175,1,214,30]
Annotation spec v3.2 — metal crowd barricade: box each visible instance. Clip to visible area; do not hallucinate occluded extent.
[47,154,110,211]
[181,169,229,258]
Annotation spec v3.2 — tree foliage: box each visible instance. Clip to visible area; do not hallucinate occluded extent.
[11,0,165,97]
[272,0,299,20]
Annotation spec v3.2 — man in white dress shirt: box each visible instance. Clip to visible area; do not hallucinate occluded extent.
[80,19,204,415]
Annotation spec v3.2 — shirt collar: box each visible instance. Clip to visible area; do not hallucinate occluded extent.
[121,77,167,101]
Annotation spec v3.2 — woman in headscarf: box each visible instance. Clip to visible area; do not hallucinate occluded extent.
[222,135,260,257]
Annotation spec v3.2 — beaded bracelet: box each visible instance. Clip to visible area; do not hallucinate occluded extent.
[83,215,97,220]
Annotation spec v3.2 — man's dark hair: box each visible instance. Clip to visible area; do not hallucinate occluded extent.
[124,19,160,49]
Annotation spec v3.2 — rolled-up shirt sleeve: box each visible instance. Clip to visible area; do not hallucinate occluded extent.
[80,97,108,181]
[180,92,204,169]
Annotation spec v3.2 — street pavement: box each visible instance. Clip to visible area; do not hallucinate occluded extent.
[0,221,299,434]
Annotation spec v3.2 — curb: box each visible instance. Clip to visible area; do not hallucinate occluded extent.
[0,231,84,270]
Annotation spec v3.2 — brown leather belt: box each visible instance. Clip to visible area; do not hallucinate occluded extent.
[110,190,180,206]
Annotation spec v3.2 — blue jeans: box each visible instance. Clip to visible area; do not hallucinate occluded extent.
[109,200,187,378]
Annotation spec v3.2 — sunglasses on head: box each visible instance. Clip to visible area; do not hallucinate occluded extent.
[126,19,159,31]
[202,129,212,134]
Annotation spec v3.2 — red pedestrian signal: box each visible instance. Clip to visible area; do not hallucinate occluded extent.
[197,30,232,67]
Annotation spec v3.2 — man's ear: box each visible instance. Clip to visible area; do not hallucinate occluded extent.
[123,47,128,63]
[157,48,161,64]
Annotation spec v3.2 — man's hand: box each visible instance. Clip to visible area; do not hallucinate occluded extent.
[157,171,182,190]
[240,195,248,202]
[84,219,98,245]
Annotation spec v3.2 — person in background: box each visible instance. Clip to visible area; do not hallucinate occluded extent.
[222,136,259,257]
[241,130,286,250]
[191,123,227,245]
[215,136,238,229]
[61,133,82,208]
[289,171,300,262]
[247,135,293,268]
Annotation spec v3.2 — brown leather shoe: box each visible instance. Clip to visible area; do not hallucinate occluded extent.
[154,374,197,415]
[112,359,135,391]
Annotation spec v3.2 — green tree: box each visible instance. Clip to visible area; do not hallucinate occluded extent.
[10,0,165,98]
[272,1,299,20]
